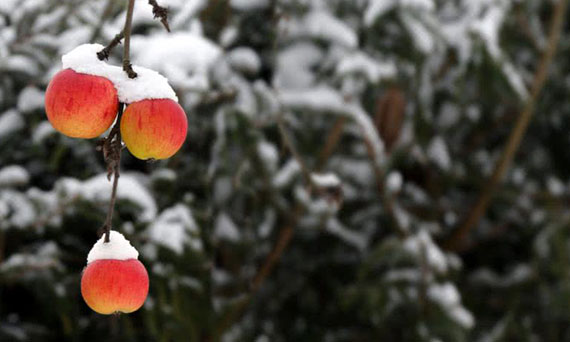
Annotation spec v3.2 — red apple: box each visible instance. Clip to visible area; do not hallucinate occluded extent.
[81,259,149,315]
[120,99,187,160]
[45,69,118,138]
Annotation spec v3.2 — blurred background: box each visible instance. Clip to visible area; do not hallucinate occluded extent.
[1,0,570,341]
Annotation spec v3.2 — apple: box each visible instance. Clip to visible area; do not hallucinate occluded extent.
[120,98,187,160]
[45,69,118,138]
[81,258,149,315]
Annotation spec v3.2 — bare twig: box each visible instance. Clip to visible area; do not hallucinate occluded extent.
[148,0,171,32]
[276,113,313,185]
[97,104,124,242]
[317,117,346,170]
[97,32,124,60]
[122,0,137,78]
[443,0,568,252]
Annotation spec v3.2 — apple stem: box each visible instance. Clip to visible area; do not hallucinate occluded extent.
[100,104,124,243]
[122,0,137,79]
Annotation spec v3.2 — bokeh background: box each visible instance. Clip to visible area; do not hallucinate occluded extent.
[1,0,570,341]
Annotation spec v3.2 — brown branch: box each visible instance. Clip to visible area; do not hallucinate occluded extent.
[443,0,568,252]
[148,0,171,32]
[317,117,346,170]
[276,113,313,185]
[122,0,137,78]
[97,104,124,243]
[97,32,124,60]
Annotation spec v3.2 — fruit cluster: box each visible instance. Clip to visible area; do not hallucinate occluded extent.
[45,44,188,160]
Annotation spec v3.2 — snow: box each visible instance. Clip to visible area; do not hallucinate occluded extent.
[310,173,341,188]
[0,110,24,139]
[278,87,385,166]
[0,190,35,230]
[427,136,451,171]
[273,159,301,188]
[326,218,367,251]
[131,33,222,92]
[86,230,139,264]
[61,44,178,103]
[406,16,436,54]
[214,212,241,242]
[0,166,30,187]
[336,52,397,83]
[32,121,56,144]
[470,264,533,288]
[147,204,201,254]
[57,173,157,222]
[230,0,269,11]
[273,42,322,89]
[227,47,261,75]
[0,242,60,271]
[403,230,448,274]
[428,282,474,329]
[364,0,395,26]
[386,171,403,193]
[547,176,565,196]
[258,140,279,172]
[281,10,358,48]
[17,86,45,113]
[470,5,507,60]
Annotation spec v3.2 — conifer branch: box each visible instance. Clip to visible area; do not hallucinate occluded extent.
[443,0,568,252]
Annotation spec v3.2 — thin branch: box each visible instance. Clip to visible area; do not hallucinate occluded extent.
[443,0,568,252]
[148,0,171,32]
[276,113,313,185]
[97,32,124,61]
[317,117,346,170]
[122,0,137,78]
[98,104,124,243]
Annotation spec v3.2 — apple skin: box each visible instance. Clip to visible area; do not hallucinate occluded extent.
[120,99,187,160]
[45,69,118,138]
[81,259,149,315]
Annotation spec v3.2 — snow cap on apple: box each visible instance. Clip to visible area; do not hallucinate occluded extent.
[81,230,149,315]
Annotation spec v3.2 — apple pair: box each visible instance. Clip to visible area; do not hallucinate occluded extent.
[45,69,187,160]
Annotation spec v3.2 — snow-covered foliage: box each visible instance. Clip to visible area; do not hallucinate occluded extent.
[0,0,568,340]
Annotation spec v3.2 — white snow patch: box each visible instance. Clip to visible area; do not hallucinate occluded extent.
[336,52,397,83]
[148,204,201,254]
[258,140,279,172]
[311,173,341,188]
[32,121,56,144]
[427,136,451,171]
[364,0,396,26]
[0,110,24,139]
[62,44,178,103]
[17,86,45,113]
[326,218,367,251]
[273,159,301,188]
[58,173,157,222]
[428,282,474,329]
[386,171,403,193]
[214,212,241,242]
[403,230,448,274]
[86,230,139,263]
[227,47,261,75]
[230,0,269,11]
[281,10,358,48]
[131,33,222,92]
[0,166,29,187]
